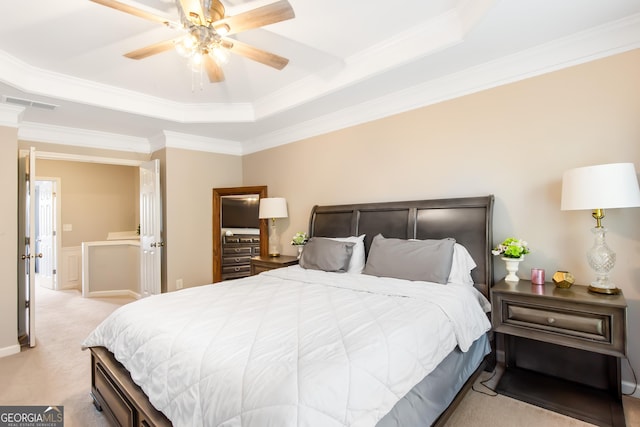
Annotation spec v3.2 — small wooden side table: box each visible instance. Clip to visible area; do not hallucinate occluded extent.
[250,255,298,276]
[491,279,627,427]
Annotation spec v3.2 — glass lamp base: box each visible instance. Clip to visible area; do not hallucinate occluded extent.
[586,227,619,295]
[268,219,280,257]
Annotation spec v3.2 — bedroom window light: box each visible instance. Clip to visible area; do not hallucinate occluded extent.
[259,197,288,257]
[561,162,640,295]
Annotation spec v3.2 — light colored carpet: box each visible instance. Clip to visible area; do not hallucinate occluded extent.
[445,369,640,427]
[0,286,132,427]
[0,285,637,427]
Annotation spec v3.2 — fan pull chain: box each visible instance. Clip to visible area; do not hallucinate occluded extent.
[190,63,205,92]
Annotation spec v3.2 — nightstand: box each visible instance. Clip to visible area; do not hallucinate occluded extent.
[491,279,627,427]
[250,255,298,275]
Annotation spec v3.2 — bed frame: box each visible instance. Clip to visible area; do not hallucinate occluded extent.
[89,195,494,426]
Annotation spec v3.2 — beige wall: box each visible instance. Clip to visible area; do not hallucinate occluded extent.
[0,126,19,354]
[36,160,138,247]
[243,49,640,388]
[161,147,243,292]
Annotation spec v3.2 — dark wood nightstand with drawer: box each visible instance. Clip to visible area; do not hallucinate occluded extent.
[250,255,298,275]
[491,279,627,427]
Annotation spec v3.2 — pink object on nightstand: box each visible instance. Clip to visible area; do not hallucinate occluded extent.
[531,268,545,285]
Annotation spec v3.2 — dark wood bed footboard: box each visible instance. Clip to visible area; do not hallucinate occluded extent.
[91,346,171,427]
[90,345,490,427]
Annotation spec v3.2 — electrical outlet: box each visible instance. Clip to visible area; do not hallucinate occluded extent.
[176,279,183,289]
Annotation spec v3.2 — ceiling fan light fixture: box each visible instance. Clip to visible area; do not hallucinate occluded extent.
[175,30,201,57]
[175,40,193,58]
[214,23,230,36]
[184,33,198,48]
[190,51,204,66]
[94,0,295,84]
[208,0,226,23]
[210,46,230,65]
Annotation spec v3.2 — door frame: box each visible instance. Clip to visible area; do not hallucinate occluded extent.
[25,150,147,296]
[17,148,36,347]
[212,186,268,283]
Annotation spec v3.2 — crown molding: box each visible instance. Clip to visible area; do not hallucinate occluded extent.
[0,103,25,128]
[243,13,640,154]
[18,122,243,156]
[161,130,243,156]
[18,122,150,153]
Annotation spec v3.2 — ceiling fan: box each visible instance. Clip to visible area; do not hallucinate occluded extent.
[90,0,295,82]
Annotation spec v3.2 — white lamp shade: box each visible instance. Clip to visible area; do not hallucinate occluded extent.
[561,163,640,211]
[258,197,288,219]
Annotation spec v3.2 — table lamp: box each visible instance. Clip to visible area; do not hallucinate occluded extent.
[561,162,640,294]
[258,197,288,257]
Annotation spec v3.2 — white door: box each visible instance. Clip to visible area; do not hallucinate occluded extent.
[18,147,37,347]
[36,180,57,290]
[140,160,163,297]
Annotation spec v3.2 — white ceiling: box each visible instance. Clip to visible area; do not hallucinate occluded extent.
[1,0,639,155]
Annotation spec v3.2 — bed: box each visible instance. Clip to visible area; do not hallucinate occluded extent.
[83,195,495,427]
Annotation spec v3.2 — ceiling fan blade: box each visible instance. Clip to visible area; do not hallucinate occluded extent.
[178,0,206,24]
[214,0,294,36]
[124,39,178,60]
[223,38,288,70]
[203,55,225,82]
[89,0,172,25]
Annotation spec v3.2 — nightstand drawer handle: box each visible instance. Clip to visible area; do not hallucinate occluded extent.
[547,317,555,324]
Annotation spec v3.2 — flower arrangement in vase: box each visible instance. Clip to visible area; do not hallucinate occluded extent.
[290,232,308,259]
[492,237,530,282]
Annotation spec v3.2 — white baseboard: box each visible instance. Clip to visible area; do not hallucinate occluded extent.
[0,344,20,359]
[84,290,140,299]
[622,380,640,399]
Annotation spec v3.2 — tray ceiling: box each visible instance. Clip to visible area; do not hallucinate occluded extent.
[1,0,639,154]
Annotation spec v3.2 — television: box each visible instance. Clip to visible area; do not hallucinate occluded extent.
[221,197,260,229]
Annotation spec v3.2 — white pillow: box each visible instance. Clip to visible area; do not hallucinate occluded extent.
[447,243,477,285]
[329,235,366,273]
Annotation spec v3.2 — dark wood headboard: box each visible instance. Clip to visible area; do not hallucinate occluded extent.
[308,195,494,299]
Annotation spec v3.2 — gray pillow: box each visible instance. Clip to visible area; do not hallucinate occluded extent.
[363,234,456,284]
[299,237,355,273]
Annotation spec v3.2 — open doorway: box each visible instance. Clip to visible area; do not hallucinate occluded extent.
[19,149,162,348]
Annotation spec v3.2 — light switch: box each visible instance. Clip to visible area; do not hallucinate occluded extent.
[63,224,72,232]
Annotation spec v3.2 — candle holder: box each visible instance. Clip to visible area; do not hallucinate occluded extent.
[531,268,545,285]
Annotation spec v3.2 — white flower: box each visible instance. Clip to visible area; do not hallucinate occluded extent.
[492,237,530,258]
[290,232,308,245]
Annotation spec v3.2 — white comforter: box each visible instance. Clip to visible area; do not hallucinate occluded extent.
[82,266,491,427]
